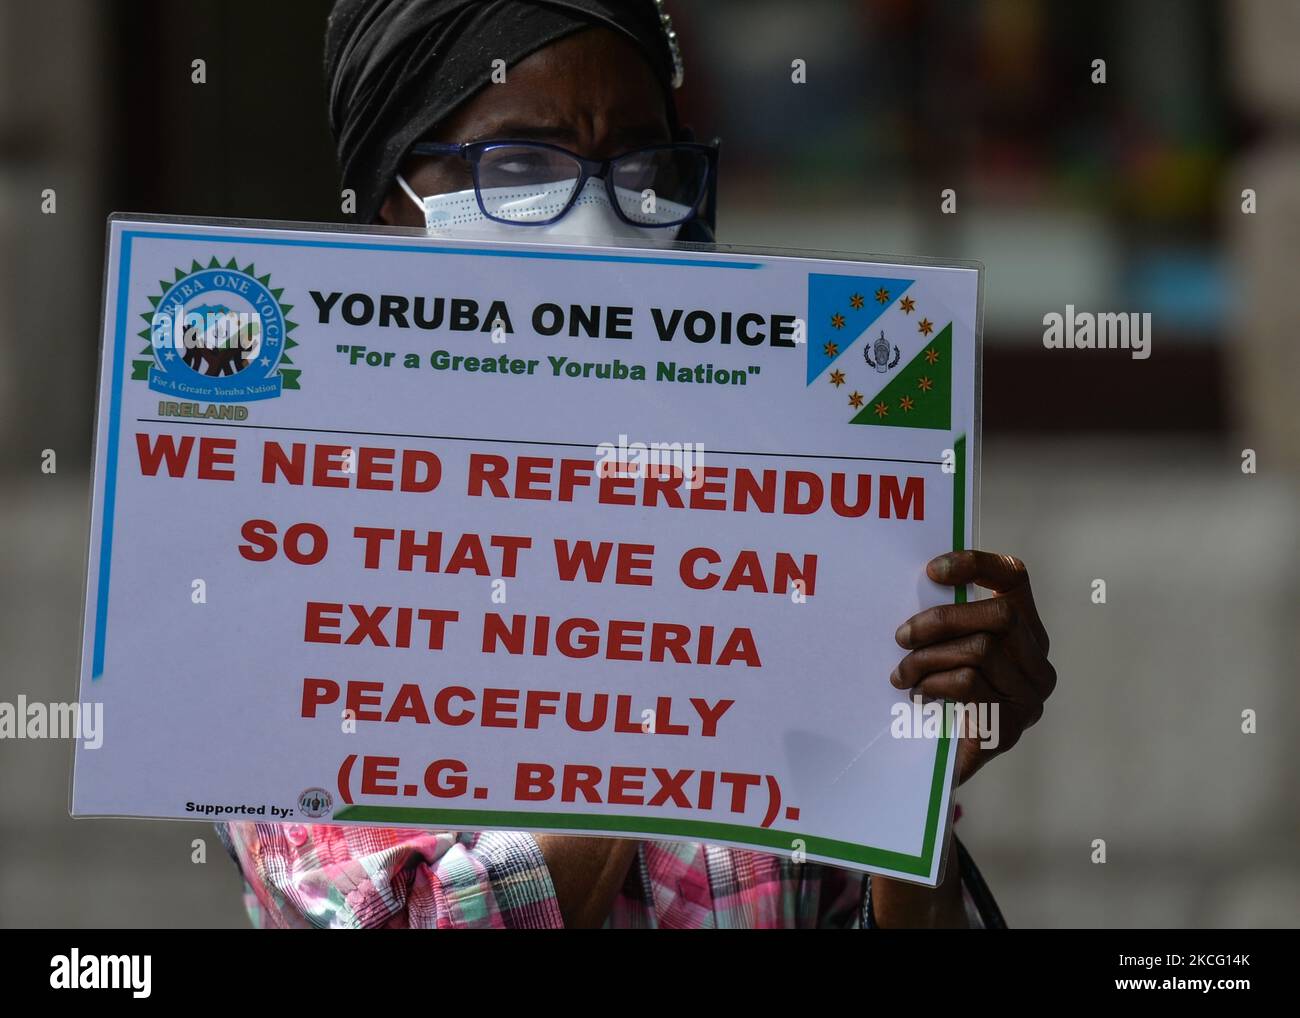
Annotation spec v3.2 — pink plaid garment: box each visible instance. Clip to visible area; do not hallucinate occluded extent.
[217,823,1003,929]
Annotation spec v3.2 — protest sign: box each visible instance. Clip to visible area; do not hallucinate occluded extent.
[72,215,980,885]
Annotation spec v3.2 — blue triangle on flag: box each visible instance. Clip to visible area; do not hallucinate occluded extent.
[806,274,914,384]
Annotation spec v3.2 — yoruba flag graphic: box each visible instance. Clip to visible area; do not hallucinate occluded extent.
[806,271,952,429]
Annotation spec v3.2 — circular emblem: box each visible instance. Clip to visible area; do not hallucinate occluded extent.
[139,258,299,403]
[298,787,333,819]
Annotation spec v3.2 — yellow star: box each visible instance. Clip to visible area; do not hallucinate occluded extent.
[917,375,933,392]
[917,318,934,336]
[830,313,846,330]
[874,288,890,305]
[848,391,865,409]
[924,347,939,365]
[899,296,916,314]
[849,293,865,310]
[873,400,889,418]
[899,395,915,412]
[823,341,839,357]
[828,369,847,387]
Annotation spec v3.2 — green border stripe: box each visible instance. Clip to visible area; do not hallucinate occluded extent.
[953,434,967,604]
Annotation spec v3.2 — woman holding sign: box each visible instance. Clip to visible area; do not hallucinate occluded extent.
[218,0,1057,929]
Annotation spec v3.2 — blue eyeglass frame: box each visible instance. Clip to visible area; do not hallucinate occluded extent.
[407,138,719,228]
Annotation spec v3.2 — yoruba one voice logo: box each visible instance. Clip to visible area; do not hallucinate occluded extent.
[132,258,301,402]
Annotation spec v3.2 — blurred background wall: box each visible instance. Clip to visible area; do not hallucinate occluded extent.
[0,0,1295,927]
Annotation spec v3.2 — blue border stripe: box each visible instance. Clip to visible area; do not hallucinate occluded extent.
[123,230,762,268]
[91,227,761,679]
[94,232,133,677]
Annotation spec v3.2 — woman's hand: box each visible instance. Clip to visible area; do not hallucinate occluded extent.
[872,550,1055,927]
[890,549,1056,786]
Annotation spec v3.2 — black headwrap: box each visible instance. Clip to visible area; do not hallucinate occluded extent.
[325,0,682,224]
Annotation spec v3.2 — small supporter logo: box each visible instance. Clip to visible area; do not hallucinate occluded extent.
[298,787,333,818]
[131,258,301,402]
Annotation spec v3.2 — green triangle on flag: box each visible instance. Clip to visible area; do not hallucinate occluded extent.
[850,322,952,429]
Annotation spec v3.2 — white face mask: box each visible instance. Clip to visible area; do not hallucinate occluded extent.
[397,174,686,248]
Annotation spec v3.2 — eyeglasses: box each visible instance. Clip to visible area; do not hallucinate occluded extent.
[408,138,718,228]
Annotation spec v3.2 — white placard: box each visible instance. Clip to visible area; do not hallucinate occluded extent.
[72,215,980,885]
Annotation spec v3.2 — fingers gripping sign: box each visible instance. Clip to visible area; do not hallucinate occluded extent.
[891,550,1056,785]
